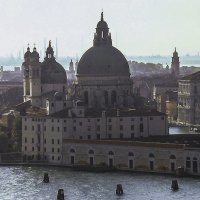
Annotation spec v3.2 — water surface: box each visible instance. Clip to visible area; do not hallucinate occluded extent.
[0,166,200,200]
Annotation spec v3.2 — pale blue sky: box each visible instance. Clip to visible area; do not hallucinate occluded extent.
[0,0,199,57]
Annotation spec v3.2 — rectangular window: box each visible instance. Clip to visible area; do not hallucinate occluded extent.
[150,117,153,120]
[97,125,100,131]
[57,139,60,145]
[131,133,134,139]
[32,147,34,151]
[140,117,143,121]
[52,148,54,153]
[88,135,91,139]
[24,146,27,151]
[38,147,40,152]
[25,137,27,143]
[120,118,123,121]
[52,126,54,132]
[57,127,60,132]
[88,126,91,131]
[161,116,164,120]
[32,138,34,143]
[52,139,54,144]
[79,122,82,126]
[64,127,67,132]
[51,103,54,107]
[131,125,134,130]
[57,148,60,153]
[120,133,123,139]
[88,119,90,122]
[79,136,83,139]
[108,134,112,139]
[120,125,123,131]
[97,134,100,140]
[44,138,46,144]
[44,147,46,152]
[73,126,76,131]
[43,126,46,131]
[108,125,112,131]
[97,119,100,122]
[32,126,34,131]
[131,118,134,121]
[24,125,27,130]
[140,124,144,132]
[51,119,54,122]
[108,118,112,122]
[73,120,76,123]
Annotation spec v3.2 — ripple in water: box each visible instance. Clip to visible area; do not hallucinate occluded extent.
[0,166,200,200]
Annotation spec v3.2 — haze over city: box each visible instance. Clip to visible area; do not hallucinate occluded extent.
[0,0,200,57]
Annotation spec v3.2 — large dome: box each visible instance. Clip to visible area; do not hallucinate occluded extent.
[41,59,67,84]
[77,45,130,77]
[77,12,130,77]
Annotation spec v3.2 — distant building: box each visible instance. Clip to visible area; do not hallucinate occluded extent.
[171,47,180,78]
[178,71,200,128]
[153,83,178,122]
[66,59,76,81]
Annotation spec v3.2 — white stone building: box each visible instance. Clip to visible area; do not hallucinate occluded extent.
[177,71,200,127]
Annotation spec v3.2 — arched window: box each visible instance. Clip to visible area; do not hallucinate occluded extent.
[128,152,134,157]
[111,91,117,105]
[170,155,176,159]
[108,151,114,156]
[70,148,75,153]
[84,91,88,105]
[88,149,94,154]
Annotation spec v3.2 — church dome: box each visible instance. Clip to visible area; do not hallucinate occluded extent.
[77,45,130,76]
[24,46,31,58]
[77,12,130,77]
[41,41,67,84]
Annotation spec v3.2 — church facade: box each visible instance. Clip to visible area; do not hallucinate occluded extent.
[21,13,169,166]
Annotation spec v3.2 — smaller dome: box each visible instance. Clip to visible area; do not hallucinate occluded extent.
[24,46,31,58]
[97,20,108,28]
[31,47,39,58]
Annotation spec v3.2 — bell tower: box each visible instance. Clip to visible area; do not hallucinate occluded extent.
[23,45,31,102]
[29,45,42,107]
[171,47,180,77]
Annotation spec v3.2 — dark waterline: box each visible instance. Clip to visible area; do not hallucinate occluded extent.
[0,166,200,200]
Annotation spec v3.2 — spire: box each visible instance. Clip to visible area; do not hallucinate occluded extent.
[33,43,36,51]
[101,11,104,21]
[175,47,176,52]
[49,40,51,47]
[27,43,30,51]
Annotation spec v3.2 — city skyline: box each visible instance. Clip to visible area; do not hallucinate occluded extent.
[0,0,200,57]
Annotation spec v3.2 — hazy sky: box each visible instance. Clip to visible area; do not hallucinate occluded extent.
[0,0,200,57]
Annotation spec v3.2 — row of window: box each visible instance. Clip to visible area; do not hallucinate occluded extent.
[25,116,164,123]
[24,138,60,145]
[26,155,61,161]
[24,146,60,153]
[25,124,143,132]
